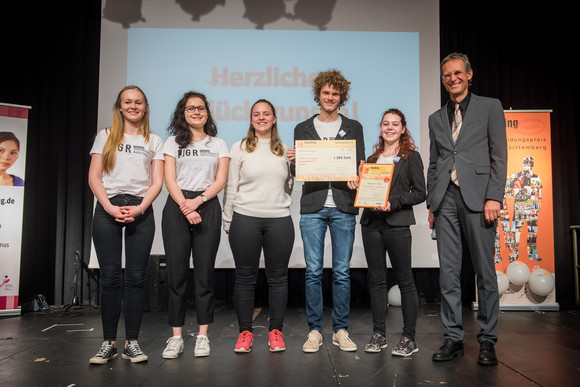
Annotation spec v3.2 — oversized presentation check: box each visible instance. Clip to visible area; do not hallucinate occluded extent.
[295,140,358,181]
[354,163,395,208]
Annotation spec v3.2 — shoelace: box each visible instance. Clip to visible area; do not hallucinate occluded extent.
[196,336,209,349]
[369,334,383,345]
[166,337,181,351]
[237,332,251,345]
[126,341,144,355]
[96,342,115,356]
[270,331,283,342]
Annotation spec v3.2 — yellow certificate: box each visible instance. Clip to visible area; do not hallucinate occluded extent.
[295,140,358,181]
[354,163,395,208]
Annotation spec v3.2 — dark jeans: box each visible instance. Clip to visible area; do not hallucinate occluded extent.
[228,212,294,332]
[92,194,155,341]
[162,190,221,327]
[361,221,418,339]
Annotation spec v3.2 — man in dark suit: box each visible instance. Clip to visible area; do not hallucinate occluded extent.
[427,53,507,366]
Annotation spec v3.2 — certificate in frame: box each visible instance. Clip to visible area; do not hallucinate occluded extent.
[354,163,395,208]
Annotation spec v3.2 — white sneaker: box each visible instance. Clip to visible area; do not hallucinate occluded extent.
[194,335,210,357]
[162,336,184,359]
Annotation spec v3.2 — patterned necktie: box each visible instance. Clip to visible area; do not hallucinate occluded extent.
[450,103,462,186]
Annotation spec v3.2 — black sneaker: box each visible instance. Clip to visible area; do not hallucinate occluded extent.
[89,341,118,364]
[364,333,388,353]
[391,336,419,357]
[122,340,148,363]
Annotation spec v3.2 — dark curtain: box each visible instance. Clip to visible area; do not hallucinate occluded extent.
[440,2,580,308]
[0,1,577,309]
[0,2,101,305]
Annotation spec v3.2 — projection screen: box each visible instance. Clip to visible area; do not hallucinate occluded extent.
[92,0,441,268]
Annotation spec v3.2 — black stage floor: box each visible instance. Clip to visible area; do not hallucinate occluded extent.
[1,303,579,386]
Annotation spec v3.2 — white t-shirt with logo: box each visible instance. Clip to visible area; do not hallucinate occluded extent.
[90,128,165,198]
[164,135,230,192]
[314,116,342,208]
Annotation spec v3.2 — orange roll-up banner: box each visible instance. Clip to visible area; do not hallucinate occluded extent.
[494,110,557,310]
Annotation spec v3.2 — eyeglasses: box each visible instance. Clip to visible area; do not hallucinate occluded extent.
[185,105,207,113]
[441,71,467,80]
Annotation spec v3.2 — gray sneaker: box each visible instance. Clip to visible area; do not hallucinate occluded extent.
[89,341,118,364]
[391,336,419,357]
[364,333,388,353]
[122,340,148,363]
[194,335,210,357]
[162,336,184,359]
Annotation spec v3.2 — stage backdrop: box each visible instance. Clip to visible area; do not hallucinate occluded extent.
[0,103,29,316]
[493,110,557,310]
[90,0,441,269]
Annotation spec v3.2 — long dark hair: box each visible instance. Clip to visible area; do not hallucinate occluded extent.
[168,91,217,148]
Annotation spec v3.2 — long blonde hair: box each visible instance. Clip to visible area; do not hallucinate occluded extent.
[241,99,284,157]
[102,85,151,173]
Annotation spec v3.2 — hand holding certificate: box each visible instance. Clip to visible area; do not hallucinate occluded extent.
[295,140,358,181]
[354,163,395,208]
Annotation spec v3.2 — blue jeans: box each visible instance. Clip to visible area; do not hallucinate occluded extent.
[300,207,356,332]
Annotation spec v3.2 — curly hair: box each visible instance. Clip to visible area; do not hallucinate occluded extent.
[312,69,351,107]
[241,99,285,157]
[369,108,417,161]
[168,91,217,149]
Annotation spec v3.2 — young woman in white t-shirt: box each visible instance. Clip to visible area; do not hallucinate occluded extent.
[88,85,164,364]
[161,91,230,359]
[223,99,294,353]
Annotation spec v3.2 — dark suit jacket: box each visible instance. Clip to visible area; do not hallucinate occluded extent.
[360,150,426,226]
[426,93,507,213]
[293,114,365,215]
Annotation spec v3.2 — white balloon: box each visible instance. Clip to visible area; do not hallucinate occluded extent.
[387,285,401,306]
[506,260,531,285]
[528,268,555,297]
[496,270,509,296]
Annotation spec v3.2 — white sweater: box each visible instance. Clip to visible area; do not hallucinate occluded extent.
[222,138,293,231]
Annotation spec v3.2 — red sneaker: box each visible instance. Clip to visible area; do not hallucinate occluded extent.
[268,329,286,352]
[234,331,253,353]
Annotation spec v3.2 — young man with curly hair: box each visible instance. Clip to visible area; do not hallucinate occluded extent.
[288,69,365,353]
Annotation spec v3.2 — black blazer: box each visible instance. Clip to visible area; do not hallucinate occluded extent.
[360,150,426,226]
[292,114,365,215]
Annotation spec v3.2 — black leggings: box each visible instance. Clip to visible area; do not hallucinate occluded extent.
[228,212,294,332]
[361,222,418,339]
[92,194,155,341]
[162,191,221,327]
